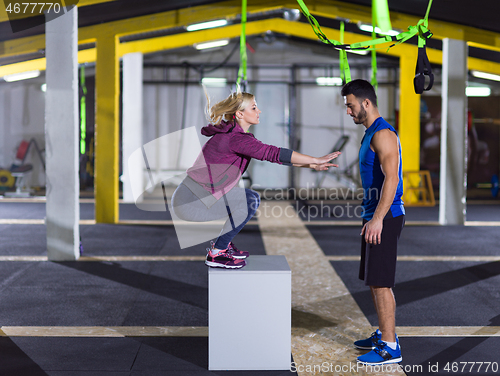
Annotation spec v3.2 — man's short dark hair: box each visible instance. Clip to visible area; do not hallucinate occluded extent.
[341,79,378,107]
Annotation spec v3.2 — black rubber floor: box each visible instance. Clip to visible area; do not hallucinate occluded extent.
[295,201,500,222]
[308,224,500,256]
[0,260,208,327]
[1,336,296,376]
[79,223,264,257]
[329,260,500,327]
[0,202,173,221]
[400,337,500,376]
[0,222,263,257]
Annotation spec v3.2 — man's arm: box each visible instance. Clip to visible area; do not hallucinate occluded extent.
[361,129,401,244]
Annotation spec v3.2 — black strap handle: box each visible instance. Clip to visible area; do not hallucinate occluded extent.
[414,46,434,94]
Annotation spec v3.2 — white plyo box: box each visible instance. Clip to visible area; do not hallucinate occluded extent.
[208,255,292,371]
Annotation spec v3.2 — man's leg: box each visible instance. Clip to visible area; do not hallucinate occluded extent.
[370,286,396,343]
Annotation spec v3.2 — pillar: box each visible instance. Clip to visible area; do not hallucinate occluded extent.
[399,52,421,172]
[45,5,80,260]
[399,52,421,204]
[122,53,143,203]
[95,35,119,223]
[439,38,468,225]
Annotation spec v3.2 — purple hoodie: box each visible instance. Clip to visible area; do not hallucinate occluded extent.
[186,120,292,200]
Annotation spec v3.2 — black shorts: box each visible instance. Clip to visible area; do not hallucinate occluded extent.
[359,214,405,288]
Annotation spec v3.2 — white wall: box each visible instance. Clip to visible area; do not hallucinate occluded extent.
[251,83,289,188]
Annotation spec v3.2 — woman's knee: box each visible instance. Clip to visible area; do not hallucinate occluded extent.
[246,189,261,213]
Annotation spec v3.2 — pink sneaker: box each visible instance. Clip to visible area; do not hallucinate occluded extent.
[227,242,249,259]
[205,246,246,269]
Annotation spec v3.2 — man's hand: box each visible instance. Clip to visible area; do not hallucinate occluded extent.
[361,218,383,244]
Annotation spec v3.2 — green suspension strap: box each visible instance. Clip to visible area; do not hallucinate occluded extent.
[413,0,434,93]
[295,0,351,83]
[297,0,430,52]
[80,65,87,155]
[237,0,248,91]
[373,0,392,34]
[339,21,351,84]
[371,4,378,91]
[372,0,394,90]
[297,0,434,93]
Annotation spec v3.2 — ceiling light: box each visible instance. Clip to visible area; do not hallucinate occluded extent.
[283,9,301,22]
[41,83,47,92]
[358,23,400,37]
[202,77,227,87]
[347,49,370,55]
[335,47,370,56]
[466,86,491,97]
[195,39,230,50]
[471,71,500,82]
[316,77,343,86]
[3,70,41,82]
[186,19,228,32]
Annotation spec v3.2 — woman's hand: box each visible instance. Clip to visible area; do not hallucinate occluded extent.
[290,150,341,168]
[313,162,338,171]
[314,151,341,165]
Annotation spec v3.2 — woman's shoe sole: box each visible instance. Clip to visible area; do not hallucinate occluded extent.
[205,260,245,269]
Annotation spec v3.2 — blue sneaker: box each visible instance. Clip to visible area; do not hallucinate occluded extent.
[357,336,402,365]
[354,329,382,350]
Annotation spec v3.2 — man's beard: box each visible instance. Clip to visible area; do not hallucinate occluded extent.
[353,106,367,124]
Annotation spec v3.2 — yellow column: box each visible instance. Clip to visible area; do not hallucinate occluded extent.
[399,52,420,171]
[95,35,119,223]
[399,52,421,203]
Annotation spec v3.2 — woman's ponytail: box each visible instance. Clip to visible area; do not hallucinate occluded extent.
[204,86,254,128]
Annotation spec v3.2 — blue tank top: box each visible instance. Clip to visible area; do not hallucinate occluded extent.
[359,117,405,221]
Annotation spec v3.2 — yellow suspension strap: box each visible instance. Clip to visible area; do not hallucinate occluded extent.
[237,0,248,91]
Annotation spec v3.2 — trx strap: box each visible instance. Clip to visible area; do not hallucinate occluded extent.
[80,66,87,155]
[296,0,341,47]
[339,21,351,84]
[373,0,392,34]
[237,0,248,91]
[413,0,434,94]
[371,4,378,91]
[297,0,434,93]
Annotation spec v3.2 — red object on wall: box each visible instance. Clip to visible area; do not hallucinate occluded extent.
[467,110,473,132]
[16,140,30,161]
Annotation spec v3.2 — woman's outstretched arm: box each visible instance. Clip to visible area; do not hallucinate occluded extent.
[291,151,341,170]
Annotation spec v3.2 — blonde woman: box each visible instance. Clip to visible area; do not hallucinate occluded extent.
[171,90,340,269]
